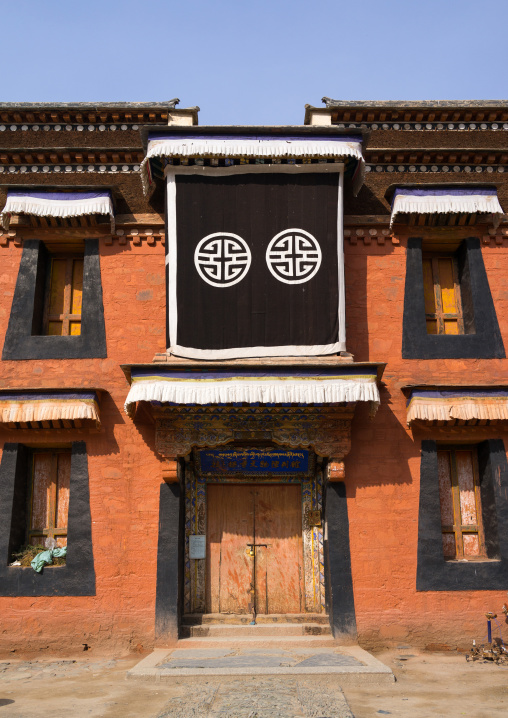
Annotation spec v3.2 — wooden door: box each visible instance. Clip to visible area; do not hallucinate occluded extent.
[206,484,303,614]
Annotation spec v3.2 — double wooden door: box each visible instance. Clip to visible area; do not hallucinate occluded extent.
[206,484,303,614]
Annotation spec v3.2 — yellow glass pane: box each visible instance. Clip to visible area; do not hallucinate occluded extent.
[56,536,67,548]
[69,321,81,336]
[438,258,458,314]
[426,320,438,335]
[71,259,83,316]
[444,320,459,335]
[422,259,436,314]
[48,321,63,335]
[48,259,66,314]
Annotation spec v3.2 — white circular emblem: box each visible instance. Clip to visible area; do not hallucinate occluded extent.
[265,228,322,284]
[194,233,251,287]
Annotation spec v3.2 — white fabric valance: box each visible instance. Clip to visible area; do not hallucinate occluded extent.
[124,367,380,417]
[0,392,101,428]
[141,134,365,195]
[406,389,508,425]
[390,187,504,228]
[0,191,115,232]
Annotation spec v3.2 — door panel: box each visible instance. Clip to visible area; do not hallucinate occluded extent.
[206,483,303,614]
[206,484,253,613]
[255,485,303,614]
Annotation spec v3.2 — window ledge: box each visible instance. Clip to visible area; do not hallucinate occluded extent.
[444,558,500,564]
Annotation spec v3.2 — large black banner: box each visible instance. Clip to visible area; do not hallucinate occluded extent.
[168,172,342,358]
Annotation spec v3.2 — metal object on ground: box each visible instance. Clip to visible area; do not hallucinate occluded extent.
[466,606,508,664]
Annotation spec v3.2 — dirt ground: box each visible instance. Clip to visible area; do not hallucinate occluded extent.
[0,647,507,717]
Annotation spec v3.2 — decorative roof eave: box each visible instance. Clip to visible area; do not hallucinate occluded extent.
[387,185,504,229]
[404,386,508,426]
[0,390,101,430]
[121,362,386,420]
[305,100,508,127]
[0,190,116,233]
[0,101,199,127]
[121,361,386,384]
[140,128,368,196]
[0,149,145,166]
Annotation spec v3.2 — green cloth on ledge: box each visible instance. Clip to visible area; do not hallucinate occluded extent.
[31,546,67,573]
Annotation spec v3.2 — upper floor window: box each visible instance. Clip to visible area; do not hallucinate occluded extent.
[2,239,106,360]
[402,237,504,359]
[0,189,112,361]
[43,255,84,336]
[422,253,464,335]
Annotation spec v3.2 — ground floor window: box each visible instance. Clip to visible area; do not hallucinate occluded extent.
[0,441,95,596]
[29,450,71,548]
[438,446,485,560]
[417,439,508,591]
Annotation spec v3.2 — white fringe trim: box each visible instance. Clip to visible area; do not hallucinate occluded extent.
[141,138,365,195]
[407,398,508,425]
[0,195,115,233]
[390,193,504,228]
[0,400,100,425]
[124,378,380,417]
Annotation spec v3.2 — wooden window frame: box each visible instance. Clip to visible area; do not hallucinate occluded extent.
[28,449,70,547]
[423,252,465,335]
[438,444,486,561]
[43,254,84,336]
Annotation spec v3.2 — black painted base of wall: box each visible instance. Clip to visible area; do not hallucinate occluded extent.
[155,481,181,643]
[325,481,357,639]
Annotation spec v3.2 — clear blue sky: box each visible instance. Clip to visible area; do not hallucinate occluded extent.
[2,0,508,125]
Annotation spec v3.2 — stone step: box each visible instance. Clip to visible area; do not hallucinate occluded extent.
[183,613,330,626]
[180,623,332,638]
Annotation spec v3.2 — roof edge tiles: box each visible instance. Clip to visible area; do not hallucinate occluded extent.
[319,99,508,108]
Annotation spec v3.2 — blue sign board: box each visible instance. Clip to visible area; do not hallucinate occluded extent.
[198,448,310,476]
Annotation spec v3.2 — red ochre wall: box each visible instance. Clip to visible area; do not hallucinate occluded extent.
[345,238,508,650]
[1,235,508,654]
[0,239,167,655]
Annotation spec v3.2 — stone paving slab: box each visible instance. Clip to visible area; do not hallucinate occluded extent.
[156,676,354,718]
[127,644,394,683]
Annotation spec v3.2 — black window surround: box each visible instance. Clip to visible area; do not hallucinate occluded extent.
[402,237,505,359]
[0,442,95,596]
[2,238,107,361]
[417,439,508,591]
